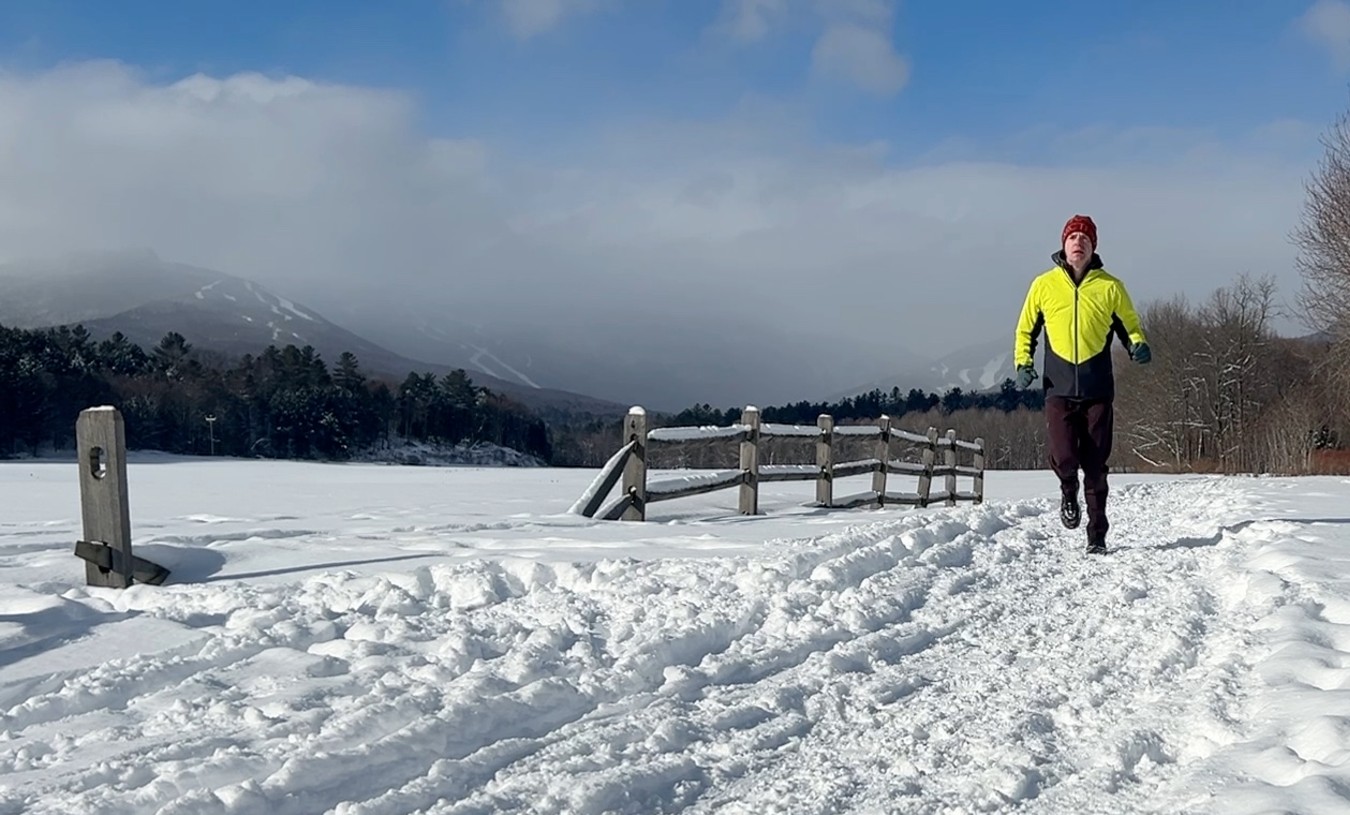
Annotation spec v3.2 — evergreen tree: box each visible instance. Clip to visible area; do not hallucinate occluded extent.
[153,332,197,380]
[0,325,553,464]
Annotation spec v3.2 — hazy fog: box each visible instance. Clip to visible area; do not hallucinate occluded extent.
[0,61,1321,407]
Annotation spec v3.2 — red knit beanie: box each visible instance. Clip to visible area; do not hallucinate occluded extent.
[1062,214,1097,248]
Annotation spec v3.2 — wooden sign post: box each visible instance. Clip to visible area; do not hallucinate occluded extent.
[73,406,169,587]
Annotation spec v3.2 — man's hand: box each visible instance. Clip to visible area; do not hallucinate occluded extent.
[1015,364,1038,389]
[1131,342,1151,364]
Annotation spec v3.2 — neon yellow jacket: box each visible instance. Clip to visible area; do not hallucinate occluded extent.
[1014,253,1147,401]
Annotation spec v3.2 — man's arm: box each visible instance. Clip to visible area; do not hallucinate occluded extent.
[1112,279,1147,348]
[1014,278,1043,369]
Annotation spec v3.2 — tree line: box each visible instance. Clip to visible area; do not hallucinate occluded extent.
[1111,275,1329,475]
[0,284,1338,475]
[555,379,1050,470]
[0,324,553,462]
[665,378,1044,429]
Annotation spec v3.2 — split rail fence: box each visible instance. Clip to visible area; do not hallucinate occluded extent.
[571,406,985,521]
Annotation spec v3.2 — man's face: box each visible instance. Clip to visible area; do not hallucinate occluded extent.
[1064,231,1093,266]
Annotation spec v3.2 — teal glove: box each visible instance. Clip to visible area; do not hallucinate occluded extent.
[1015,364,1037,389]
[1131,342,1151,364]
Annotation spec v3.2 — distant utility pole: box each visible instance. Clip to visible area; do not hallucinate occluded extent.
[205,414,217,456]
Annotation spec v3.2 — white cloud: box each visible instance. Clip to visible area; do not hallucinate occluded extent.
[714,0,790,42]
[813,0,892,25]
[0,61,1319,404]
[811,22,909,95]
[808,0,906,94]
[1297,0,1350,68]
[499,0,603,39]
[712,0,908,95]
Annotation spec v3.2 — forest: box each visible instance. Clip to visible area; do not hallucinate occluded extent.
[0,325,553,463]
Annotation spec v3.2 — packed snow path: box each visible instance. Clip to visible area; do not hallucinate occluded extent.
[1,464,1349,814]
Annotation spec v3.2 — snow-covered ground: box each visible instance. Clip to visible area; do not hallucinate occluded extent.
[1,456,1349,814]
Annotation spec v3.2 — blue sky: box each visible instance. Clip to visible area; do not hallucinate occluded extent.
[0,1,1345,402]
[0,0,1343,164]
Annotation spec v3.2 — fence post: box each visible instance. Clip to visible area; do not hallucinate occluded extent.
[945,428,958,506]
[72,406,169,587]
[739,405,761,515]
[973,437,985,504]
[872,414,891,506]
[918,426,938,507]
[816,413,834,507]
[75,407,134,588]
[621,407,648,521]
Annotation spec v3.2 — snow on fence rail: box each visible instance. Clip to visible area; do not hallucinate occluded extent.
[570,405,985,521]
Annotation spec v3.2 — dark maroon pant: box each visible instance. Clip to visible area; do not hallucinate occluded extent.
[1045,396,1114,538]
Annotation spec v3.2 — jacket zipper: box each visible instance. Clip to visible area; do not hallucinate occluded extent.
[1059,264,1089,398]
[1073,284,1080,397]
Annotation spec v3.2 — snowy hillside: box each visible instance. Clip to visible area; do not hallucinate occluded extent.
[0,251,626,416]
[2,459,1349,813]
[327,302,919,412]
[0,248,217,329]
[189,276,325,345]
[835,336,1015,401]
[0,249,916,410]
[925,344,1014,392]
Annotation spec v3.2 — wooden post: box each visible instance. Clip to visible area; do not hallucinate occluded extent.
[739,405,760,515]
[816,413,834,507]
[917,426,938,507]
[76,407,134,588]
[973,437,985,504]
[872,414,891,506]
[621,407,648,521]
[945,429,958,506]
[72,407,168,588]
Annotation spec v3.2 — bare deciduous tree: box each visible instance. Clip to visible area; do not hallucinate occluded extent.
[1295,108,1350,338]
[1193,274,1278,472]
[1294,105,1350,422]
[1115,275,1287,473]
[1115,295,1206,469]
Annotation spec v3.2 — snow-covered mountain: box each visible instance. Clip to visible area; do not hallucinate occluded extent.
[834,335,1015,400]
[0,251,625,416]
[319,305,552,395]
[920,336,1016,393]
[0,249,916,413]
[0,248,212,328]
[313,298,919,413]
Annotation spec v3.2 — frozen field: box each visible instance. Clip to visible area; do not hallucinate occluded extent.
[1,457,1349,814]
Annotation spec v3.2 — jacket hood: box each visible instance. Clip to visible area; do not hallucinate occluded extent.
[1052,250,1103,273]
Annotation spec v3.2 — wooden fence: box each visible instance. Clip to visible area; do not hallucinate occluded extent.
[571,406,985,521]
